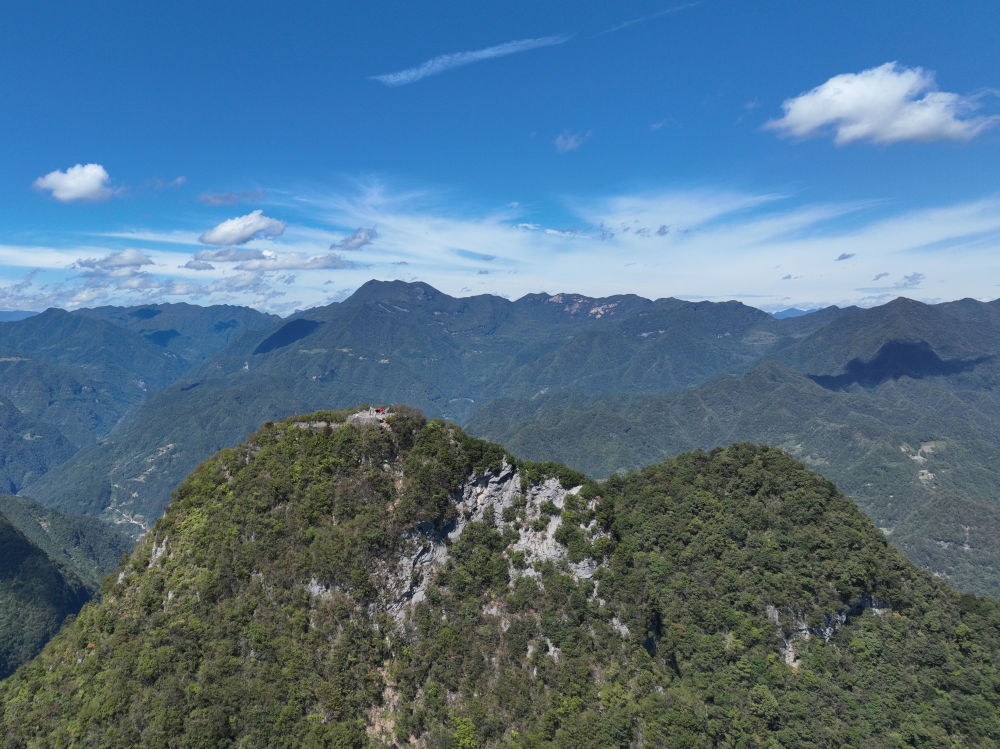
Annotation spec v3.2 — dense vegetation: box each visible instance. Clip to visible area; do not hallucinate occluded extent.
[0,495,132,589]
[0,398,74,494]
[74,302,277,365]
[5,409,1000,746]
[0,511,89,679]
[0,497,131,677]
[0,303,276,678]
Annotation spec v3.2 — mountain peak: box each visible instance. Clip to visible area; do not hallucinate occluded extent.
[345,279,446,306]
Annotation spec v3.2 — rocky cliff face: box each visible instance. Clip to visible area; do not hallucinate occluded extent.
[381,459,600,621]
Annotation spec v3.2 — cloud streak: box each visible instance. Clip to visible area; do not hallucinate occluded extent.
[600,2,701,35]
[234,252,361,271]
[194,247,266,262]
[8,181,1000,314]
[198,188,267,206]
[371,34,571,86]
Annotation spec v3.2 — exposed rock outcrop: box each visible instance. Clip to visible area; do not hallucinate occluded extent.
[381,459,597,619]
[768,593,891,667]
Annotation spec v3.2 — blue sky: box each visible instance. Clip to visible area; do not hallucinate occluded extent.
[2,0,999,314]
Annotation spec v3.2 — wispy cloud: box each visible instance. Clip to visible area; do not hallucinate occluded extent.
[371,34,571,87]
[198,188,267,206]
[856,272,927,293]
[74,248,154,271]
[145,176,187,191]
[234,252,362,271]
[96,229,202,246]
[331,227,378,250]
[767,62,998,145]
[554,130,592,153]
[194,247,266,262]
[600,2,701,35]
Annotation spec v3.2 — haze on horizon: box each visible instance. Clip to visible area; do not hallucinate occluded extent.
[1,1,999,315]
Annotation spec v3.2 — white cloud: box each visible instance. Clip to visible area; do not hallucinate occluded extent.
[331,227,378,250]
[34,163,113,202]
[554,130,592,153]
[372,34,571,87]
[75,248,154,270]
[183,260,215,271]
[766,62,998,145]
[199,210,286,246]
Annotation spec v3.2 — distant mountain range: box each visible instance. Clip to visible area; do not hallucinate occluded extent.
[23,281,848,524]
[5,282,1000,597]
[0,311,36,322]
[770,307,821,318]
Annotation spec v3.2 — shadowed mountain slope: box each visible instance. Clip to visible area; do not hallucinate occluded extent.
[0,511,89,679]
[74,302,277,365]
[0,495,132,589]
[0,398,75,493]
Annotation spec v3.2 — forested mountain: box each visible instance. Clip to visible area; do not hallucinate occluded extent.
[0,309,188,448]
[0,396,75,493]
[0,496,133,677]
[73,302,278,365]
[0,495,132,589]
[4,409,1000,746]
[0,304,274,450]
[0,303,273,495]
[0,510,90,679]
